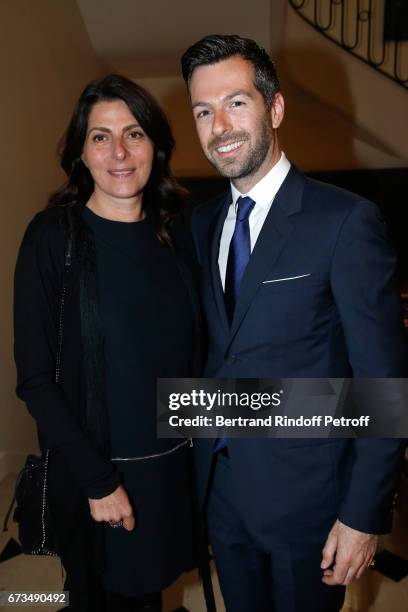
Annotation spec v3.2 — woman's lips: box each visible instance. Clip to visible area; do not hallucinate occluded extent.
[108,169,134,178]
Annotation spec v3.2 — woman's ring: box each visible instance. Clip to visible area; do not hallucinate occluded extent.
[108,519,124,528]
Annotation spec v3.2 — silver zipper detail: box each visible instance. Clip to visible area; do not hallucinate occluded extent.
[111,438,192,462]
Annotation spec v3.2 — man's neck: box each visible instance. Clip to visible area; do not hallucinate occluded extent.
[231,145,282,194]
[232,147,282,194]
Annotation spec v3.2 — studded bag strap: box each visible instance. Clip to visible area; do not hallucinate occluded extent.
[55,210,73,385]
[35,210,74,554]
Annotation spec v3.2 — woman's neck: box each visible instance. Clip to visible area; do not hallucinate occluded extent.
[86,191,145,222]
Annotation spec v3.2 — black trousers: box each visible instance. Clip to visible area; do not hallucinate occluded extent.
[206,452,345,612]
[59,514,161,612]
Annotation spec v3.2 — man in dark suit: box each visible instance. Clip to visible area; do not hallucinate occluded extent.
[181,35,406,612]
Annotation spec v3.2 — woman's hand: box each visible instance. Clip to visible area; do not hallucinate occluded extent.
[88,484,135,531]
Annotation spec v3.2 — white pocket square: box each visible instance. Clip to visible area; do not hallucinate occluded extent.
[262,273,311,284]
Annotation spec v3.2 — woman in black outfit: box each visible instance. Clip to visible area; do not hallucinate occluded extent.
[14,75,201,612]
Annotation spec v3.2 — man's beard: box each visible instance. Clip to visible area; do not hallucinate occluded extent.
[206,113,273,180]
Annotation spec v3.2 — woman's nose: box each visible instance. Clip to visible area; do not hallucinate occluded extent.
[112,138,127,160]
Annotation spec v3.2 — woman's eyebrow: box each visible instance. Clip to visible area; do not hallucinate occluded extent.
[88,123,141,134]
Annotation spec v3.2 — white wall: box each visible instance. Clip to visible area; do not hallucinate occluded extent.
[278,2,408,170]
[0,0,108,478]
[135,1,408,175]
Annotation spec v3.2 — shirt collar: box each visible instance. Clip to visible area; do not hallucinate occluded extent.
[230,152,291,211]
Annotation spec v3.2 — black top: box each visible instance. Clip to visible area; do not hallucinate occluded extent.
[82,207,194,457]
[14,206,201,501]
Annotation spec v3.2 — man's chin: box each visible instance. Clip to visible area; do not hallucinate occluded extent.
[211,159,246,179]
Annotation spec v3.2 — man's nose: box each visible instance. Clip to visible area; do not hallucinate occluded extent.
[212,109,232,137]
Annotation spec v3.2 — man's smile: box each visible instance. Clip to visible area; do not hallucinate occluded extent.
[215,140,246,156]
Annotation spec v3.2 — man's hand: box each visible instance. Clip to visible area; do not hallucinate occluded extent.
[88,484,135,531]
[321,519,378,585]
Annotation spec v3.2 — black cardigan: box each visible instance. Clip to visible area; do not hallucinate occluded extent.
[14,205,202,500]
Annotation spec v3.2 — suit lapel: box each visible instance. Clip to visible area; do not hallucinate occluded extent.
[229,166,306,340]
[209,193,231,333]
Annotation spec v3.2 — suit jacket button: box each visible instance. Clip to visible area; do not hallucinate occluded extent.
[225,356,237,365]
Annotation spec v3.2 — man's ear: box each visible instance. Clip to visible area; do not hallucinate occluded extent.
[270,93,285,129]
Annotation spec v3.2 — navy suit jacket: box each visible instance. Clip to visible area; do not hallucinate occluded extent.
[192,166,407,537]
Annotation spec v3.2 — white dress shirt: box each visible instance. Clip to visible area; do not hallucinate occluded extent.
[218,152,291,290]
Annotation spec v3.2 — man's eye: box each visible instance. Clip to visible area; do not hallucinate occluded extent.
[196,110,210,119]
[231,100,245,108]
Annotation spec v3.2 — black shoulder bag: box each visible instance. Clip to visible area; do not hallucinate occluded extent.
[3,215,73,556]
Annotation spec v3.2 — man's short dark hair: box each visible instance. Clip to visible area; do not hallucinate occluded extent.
[181,34,280,109]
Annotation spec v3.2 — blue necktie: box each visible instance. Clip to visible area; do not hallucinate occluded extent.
[224,196,256,324]
[214,196,255,454]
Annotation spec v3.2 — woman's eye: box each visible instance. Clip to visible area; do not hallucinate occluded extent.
[92,133,107,143]
[128,130,143,139]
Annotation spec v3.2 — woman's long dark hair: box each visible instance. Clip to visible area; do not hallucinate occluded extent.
[48,74,186,245]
